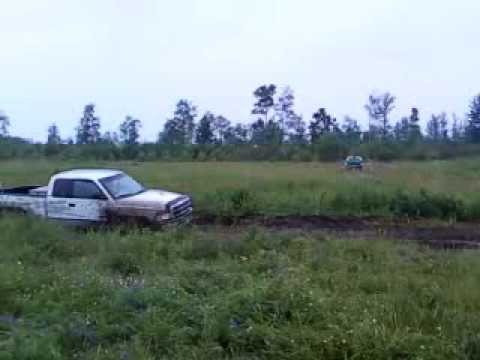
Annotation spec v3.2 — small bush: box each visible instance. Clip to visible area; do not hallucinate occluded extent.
[330,189,389,214]
[105,252,142,276]
[330,193,350,212]
[390,189,463,220]
[463,198,480,221]
[61,318,98,352]
[313,135,349,161]
[212,189,259,217]
[0,215,81,264]
[361,142,399,161]
[359,190,389,212]
[182,237,220,260]
[461,333,480,360]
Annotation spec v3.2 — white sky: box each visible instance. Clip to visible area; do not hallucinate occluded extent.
[1,0,479,141]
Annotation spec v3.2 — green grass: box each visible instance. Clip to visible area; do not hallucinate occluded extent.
[2,158,480,219]
[1,215,480,359]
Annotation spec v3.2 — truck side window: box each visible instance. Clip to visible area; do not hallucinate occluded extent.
[72,180,107,200]
[52,179,73,198]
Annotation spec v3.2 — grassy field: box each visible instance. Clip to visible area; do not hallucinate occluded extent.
[1,215,480,359]
[1,158,480,219]
[2,159,480,359]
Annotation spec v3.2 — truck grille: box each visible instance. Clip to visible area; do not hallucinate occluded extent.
[168,196,193,219]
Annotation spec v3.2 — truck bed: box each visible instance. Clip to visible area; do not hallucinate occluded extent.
[0,185,45,196]
[0,186,47,217]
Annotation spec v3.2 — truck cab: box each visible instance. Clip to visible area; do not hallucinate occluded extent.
[45,169,114,225]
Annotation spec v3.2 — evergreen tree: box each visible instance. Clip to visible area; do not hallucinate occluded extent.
[289,116,307,144]
[252,84,276,123]
[467,94,480,143]
[393,122,402,142]
[393,117,409,142]
[439,113,449,141]
[76,103,101,144]
[120,116,141,145]
[310,108,337,143]
[250,84,281,145]
[365,92,396,140]
[195,112,216,144]
[250,119,266,144]
[408,107,422,142]
[275,86,303,142]
[451,113,464,142]
[213,115,230,144]
[103,131,120,144]
[263,119,283,144]
[249,119,282,144]
[160,100,197,145]
[0,111,10,137]
[309,118,321,144]
[341,116,361,143]
[426,114,441,141]
[47,123,61,144]
[224,124,249,145]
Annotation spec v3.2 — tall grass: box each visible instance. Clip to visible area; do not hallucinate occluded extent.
[2,159,480,220]
[1,215,480,359]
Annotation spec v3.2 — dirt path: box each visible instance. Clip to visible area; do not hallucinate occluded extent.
[193,214,480,249]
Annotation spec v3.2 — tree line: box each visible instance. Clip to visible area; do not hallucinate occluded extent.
[1,85,480,161]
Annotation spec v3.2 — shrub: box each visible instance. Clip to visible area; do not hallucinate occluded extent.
[182,237,220,260]
[105,252,142,276]
[390,189,464,220]
[313,135,349,161]
[330,189,389,214]
[0,215,81,264]
[212,189,259,217]
[361,142,399,161]
[464,199,480,221]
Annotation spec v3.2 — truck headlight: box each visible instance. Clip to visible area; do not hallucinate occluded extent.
[157,212,171,221]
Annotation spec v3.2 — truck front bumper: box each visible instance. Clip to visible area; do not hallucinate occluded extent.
[154,206,193,226]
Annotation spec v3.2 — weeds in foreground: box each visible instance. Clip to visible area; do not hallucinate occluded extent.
[0,216,480,359]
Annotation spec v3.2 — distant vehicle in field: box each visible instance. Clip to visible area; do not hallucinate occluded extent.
[0,169,192,227]
[344,155,364,171]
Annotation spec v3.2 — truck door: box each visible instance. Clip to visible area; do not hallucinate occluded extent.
[48,179,108,223]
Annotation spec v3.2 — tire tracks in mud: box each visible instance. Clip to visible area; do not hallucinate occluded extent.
[192,214,480,250]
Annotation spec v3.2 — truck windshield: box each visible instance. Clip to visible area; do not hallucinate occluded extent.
[100,174,145,200]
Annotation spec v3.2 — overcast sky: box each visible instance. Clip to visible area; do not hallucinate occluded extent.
[1,0,479,141]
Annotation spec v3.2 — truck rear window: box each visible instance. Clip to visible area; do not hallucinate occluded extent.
[52,179,72,197]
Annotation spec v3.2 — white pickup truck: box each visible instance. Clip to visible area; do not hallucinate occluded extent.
[0,169,193,227]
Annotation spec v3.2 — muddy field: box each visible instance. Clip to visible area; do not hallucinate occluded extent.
[193,213,480,249]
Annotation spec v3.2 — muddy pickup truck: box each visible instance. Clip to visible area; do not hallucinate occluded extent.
[0,169,193,227]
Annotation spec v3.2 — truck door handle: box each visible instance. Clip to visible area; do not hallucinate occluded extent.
[68,203,76,208]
